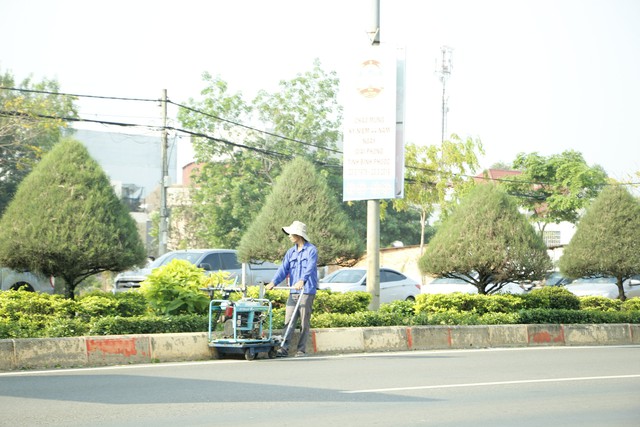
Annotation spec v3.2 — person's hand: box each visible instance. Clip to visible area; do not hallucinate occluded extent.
[293,280,304,290]
[265,282,275,291]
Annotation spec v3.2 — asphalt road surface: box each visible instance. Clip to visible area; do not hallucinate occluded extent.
[1,346,639,427]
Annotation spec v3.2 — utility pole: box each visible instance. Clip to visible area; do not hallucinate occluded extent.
[436,46,453,143]
[366,0,381,311]
[158,89,168,256]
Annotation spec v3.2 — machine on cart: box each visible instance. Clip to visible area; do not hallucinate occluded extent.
[203,285,282,361]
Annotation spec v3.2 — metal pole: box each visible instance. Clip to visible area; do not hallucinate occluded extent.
[366,0,381,311]
[159,89,168,256]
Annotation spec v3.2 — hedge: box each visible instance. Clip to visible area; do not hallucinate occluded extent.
[1,287,640,339]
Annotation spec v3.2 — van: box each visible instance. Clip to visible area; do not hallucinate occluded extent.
[0,267,55,293]
[113,249,280,293]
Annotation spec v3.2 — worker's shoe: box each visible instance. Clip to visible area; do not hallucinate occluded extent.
[276,348,289,357]
[295,351,306,358]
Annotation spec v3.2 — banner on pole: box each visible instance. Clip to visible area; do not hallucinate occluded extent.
[343,44,405,201]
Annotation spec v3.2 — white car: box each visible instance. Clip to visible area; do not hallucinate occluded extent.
[318,267,421,303]
[564,275,640,299]
[422,276,526,295]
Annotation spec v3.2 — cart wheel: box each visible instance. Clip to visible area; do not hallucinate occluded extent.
[244,349,256,361]
[268,348,277,359]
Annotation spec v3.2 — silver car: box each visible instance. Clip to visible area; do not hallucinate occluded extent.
[564,275,640,299]
[421,276,526,295]
[318,267,421,303]
[113,249,279,293]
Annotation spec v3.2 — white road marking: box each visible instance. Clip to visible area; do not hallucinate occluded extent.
[341,374,640,394]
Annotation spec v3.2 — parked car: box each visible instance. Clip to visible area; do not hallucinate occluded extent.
[113,249,280,293]
[564,275,640,299]
[0,267,55,293]
[421,276,526,295]
[541,271,573,287]
[318,267,421,303]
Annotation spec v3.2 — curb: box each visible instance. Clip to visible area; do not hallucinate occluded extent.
[1,323,638,370]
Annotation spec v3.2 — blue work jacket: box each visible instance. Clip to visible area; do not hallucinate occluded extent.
[271,241,318,295]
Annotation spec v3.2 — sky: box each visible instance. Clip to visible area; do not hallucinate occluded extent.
[1,0,639,183]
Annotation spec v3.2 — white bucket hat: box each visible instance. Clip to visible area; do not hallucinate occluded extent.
[282,220,310,242]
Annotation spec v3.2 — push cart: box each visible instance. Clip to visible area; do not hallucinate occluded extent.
[203,285,282,361]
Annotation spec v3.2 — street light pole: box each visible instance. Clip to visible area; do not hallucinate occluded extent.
[158,89,168,256]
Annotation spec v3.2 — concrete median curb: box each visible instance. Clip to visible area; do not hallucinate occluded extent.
[1,323,638,370]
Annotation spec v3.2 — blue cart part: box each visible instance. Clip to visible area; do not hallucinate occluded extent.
[208,297,281,360]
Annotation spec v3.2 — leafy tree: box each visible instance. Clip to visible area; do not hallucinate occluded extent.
[176,60,342,249]
[0,138,146,299]
[559,186,640,300]
[343,201,428,248]
[393,135,483,252]
[0,70,78,215]
[419,184,552,294]
[500,151,608,233]
[237,157,363,266]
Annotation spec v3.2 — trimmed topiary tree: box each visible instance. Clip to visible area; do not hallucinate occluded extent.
[419,184,552,294]
[559,185,640,300]
[237,157,363,266]
[0,138,147,299]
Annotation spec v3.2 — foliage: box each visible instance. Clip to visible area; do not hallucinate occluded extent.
[622,299,640,311]
[579,296,623,312]
[176,60,343,249]
[521,286,581,310]
[342,201,429,249]
[518,308,640,324]
[2,287,640,339]
[312,290,371,314]
[89,314,208,335]
[0,289,77,321]
[0,138,147,299]
[237,157,363,266]
[395,136,483,251]
[419,184,553,293]
[559,186,640,300]
[0,70,78,215]
[414,293,525,315]
[379,299,416,317]
[499,150,608,232]
[140,259,211,315]
[75,291,150,320]
[312,310,407,328]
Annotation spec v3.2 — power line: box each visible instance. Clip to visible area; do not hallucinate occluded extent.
[2,89,638,189]
[0,86,158,103]
[0,86,343,155]
[169,101,343,155]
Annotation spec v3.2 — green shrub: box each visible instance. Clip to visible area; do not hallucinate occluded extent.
[518,308,640,324]
[139,259,210,315]
[414,293,524,315]
[622,298,640,311]
[478,312,520,325]
[312,310,405,328]
[76,293,120,320]
[380,300,415,317]
[0,290,78,320]
[313,290,370,314]
[89,314,208,335]
[43,318,89,337]
[522,287,581,310]
[114,291,150,316]
[415,293,473,313]
[580,296,623,312]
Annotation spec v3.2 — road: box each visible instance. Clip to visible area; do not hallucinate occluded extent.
[1,346,639,427]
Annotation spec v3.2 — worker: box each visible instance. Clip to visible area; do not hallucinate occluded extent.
[265,220,318,357]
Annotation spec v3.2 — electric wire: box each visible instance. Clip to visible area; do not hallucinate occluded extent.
[1,86,638,188]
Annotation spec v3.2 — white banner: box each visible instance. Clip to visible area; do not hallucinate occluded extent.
[343,44,404,201]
